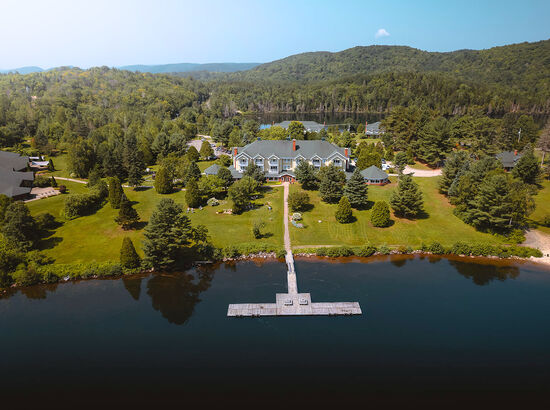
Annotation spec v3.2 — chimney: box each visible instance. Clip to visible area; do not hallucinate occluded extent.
[234,147,238,157]
[514,150,518,156]
[292,139,296,151]
[233,148,238,168]
[344,148,348,157]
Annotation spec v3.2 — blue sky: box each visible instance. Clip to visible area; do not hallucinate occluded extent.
[1,0,549,68]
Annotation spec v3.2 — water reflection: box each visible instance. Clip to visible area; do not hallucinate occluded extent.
[449,259,520,286]
[122,277,143,301]
[145,265,215,325]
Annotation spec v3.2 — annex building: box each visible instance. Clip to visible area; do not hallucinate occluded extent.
[0,151,34,199]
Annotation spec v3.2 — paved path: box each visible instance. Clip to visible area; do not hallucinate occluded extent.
[387,165,442,177]
[54,176,87,184]
[227,181,361,317]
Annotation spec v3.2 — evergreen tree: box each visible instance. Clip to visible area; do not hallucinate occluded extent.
[142,198,192,268]
[243,163,265,184]
[108,176,124,209]
[415,117,451,166]
[512,149,540,185]
[439,151,470,194]
[288,121,305,139]
[154,166,172,194]
[124,132,145,188]
[183,161,201,186]
[185,179,202,208]
[199,140,214,159]
[87,165,103,187]
[319,165,346,203]
[47,158,55,171]
[344,169,369,208]
[217,166,234,188]
[115,198,140,229]
[0,194,12,224]
[1,202,37,251]
[288,190,310,212]
[295,161,318,190]
[120,237,141,269]
[466,174,514,230]
[390,174,424,218]
[357,151,381,170]
[335,196,353,223]
[393,152,408,173]
[50,176,58,187]
[370,201,391,227]
[186,146,200,162]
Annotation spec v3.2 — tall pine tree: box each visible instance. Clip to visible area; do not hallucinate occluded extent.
[142,199,192,268]
[344,169,368,208]
[390,174,424,218]
[154,166,172,194]
[115,198,140,229]
[319,165,346,203]
[335,196,353,223]
[295,161,318,190]
[124,132,144,189]
[108,176,124,209]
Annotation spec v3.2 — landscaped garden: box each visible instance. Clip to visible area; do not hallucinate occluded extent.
[27,181,284,264]
[289,176,506,248]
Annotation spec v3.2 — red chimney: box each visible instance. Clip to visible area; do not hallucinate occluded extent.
[514,150,518,156]
[292,139,296,151]
[234,147,238,156]
[344,148,348,157]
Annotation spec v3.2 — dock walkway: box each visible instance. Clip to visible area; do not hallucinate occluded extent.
[227,182,362,317]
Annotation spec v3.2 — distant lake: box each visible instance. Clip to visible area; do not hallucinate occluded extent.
[243,112,384,129]
[1,256,550,405]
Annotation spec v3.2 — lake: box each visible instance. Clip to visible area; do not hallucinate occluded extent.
[1,256,550,406]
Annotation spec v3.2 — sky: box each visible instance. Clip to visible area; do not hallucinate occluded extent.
[0,0,549,69]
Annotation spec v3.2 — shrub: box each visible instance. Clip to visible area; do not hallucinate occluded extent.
[427,242,446,254]
[450,242,471,255]
[35,213,57,230]
[64,181,107,219]
[252,220,266,239]
[378,245,391,255]
[507,229,525,244]
[542,215,550,227]
[370,201,391,227]
[288,190,310,212]
[120,237,141,269]
[223,245,241,259]
[397,245,408,254]
[335,196,353,223]
[356,245,377,257]
[58,185,67,193]
[33,175,51,188]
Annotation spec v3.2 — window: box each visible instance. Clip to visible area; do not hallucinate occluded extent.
[270,166,278,173]
[333,159,341,166]
[282,159,292,170]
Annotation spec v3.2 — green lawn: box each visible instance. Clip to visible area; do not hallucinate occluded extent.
[27,183,284,264]
[408,161,434,170]
[529,180,550,234]
[289,177,505,248]
[41,153,72,178]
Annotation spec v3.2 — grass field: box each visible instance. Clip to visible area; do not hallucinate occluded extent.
[289,177,505,248]
[529,180,550,234]
[27,183,284,264]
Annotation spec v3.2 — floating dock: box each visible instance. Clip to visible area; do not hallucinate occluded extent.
[227,183,362,318]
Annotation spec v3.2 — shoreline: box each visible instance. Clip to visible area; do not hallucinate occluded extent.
[3,250,548,296]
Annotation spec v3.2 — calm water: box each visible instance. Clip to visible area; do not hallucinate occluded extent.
[1,256,550,406]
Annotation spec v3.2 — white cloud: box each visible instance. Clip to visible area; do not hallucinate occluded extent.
[375,28,390,39]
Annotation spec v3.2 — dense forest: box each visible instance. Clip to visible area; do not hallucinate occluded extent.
[206,40,550,115]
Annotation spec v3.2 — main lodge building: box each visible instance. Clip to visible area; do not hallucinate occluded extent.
[232,139,350,182]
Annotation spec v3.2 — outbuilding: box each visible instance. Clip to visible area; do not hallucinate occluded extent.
[360,165,389,185]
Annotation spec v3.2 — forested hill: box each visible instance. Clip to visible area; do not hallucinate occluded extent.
[231,40,550,95]
[118,62,260,74]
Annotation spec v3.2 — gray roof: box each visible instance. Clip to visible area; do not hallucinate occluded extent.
[360,165,389,180]
[203,163,222,175]
[228,165,242,179]
[496,151,522,168]
[0,150,29,171]
[235,140,347,159]
[0,169,34,197]
[272,121,327,133]
[365,121,383,135]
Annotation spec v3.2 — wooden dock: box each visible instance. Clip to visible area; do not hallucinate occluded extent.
[227,182,362,318]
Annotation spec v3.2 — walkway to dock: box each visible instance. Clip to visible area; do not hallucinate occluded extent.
[227,182,362,317]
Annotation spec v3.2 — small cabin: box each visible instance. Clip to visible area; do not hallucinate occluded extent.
[360,165,389,185]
